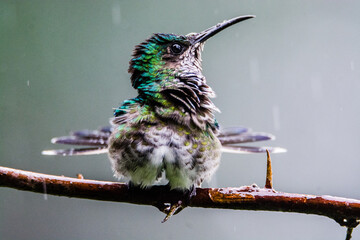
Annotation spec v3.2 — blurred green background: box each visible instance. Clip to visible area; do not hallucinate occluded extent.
[1,0,360,239]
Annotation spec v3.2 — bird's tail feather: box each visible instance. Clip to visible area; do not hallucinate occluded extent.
[221,145,287,154]
[218,126,286,154]
[42,127,111,156]
[42,126,286,156]
[51,136,108,146]
[42,147,108,156]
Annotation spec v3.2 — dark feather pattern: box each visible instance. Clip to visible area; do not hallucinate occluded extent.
[162,88,198,112]
[72,130,110,139]
[217,126,249,137]
[51,136,107,146]
[168,92,195,113]
[180,85,201,105]
[218,132,274,145]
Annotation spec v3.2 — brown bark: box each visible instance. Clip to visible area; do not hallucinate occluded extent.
[1,165,360,228]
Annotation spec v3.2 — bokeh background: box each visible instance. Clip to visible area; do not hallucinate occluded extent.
[1,1,360,239]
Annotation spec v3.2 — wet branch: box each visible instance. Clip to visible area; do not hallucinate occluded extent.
[1,165,360,229]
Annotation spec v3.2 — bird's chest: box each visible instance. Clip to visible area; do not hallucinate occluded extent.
[108,121,222,189]
[109,122,221,164]
[147,123,219,155]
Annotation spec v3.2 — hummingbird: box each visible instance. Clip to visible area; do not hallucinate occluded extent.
[43,15,285,217]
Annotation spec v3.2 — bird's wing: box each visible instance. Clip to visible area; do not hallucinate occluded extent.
[42,147,108,156]
[221,145,286,154]
[217,126,250,137]
[42,126,286,156]
[42,127,111,156]
[218,127,286,154]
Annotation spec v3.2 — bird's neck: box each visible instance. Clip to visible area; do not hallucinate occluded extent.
[131,68,219,132]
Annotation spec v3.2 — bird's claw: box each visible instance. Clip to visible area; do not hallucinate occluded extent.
[160,200,185,223]
[156,186,196,223]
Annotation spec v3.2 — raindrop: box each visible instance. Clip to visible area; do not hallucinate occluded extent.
[272,105,280,131]
[112,2,121,25]
[42,181,48,200]
[250,58,259,84]
[310,76,323,101]
[350,61,355,71]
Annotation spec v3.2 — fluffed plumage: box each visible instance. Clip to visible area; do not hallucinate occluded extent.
[43,16,286,191]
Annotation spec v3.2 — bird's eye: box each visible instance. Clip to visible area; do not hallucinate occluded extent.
[170,43,183,54]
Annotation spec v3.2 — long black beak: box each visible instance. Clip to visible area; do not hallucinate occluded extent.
[194,15,255,44]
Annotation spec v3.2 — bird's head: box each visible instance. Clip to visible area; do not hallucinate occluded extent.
[129,15,255,92]
[125,16,254,130]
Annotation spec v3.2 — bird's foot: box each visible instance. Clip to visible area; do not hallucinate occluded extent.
[160,200,183,223]
[156,185,197,223]
[127,181,196,222]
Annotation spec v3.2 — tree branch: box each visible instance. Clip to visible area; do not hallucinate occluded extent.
[1,165,360,228]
